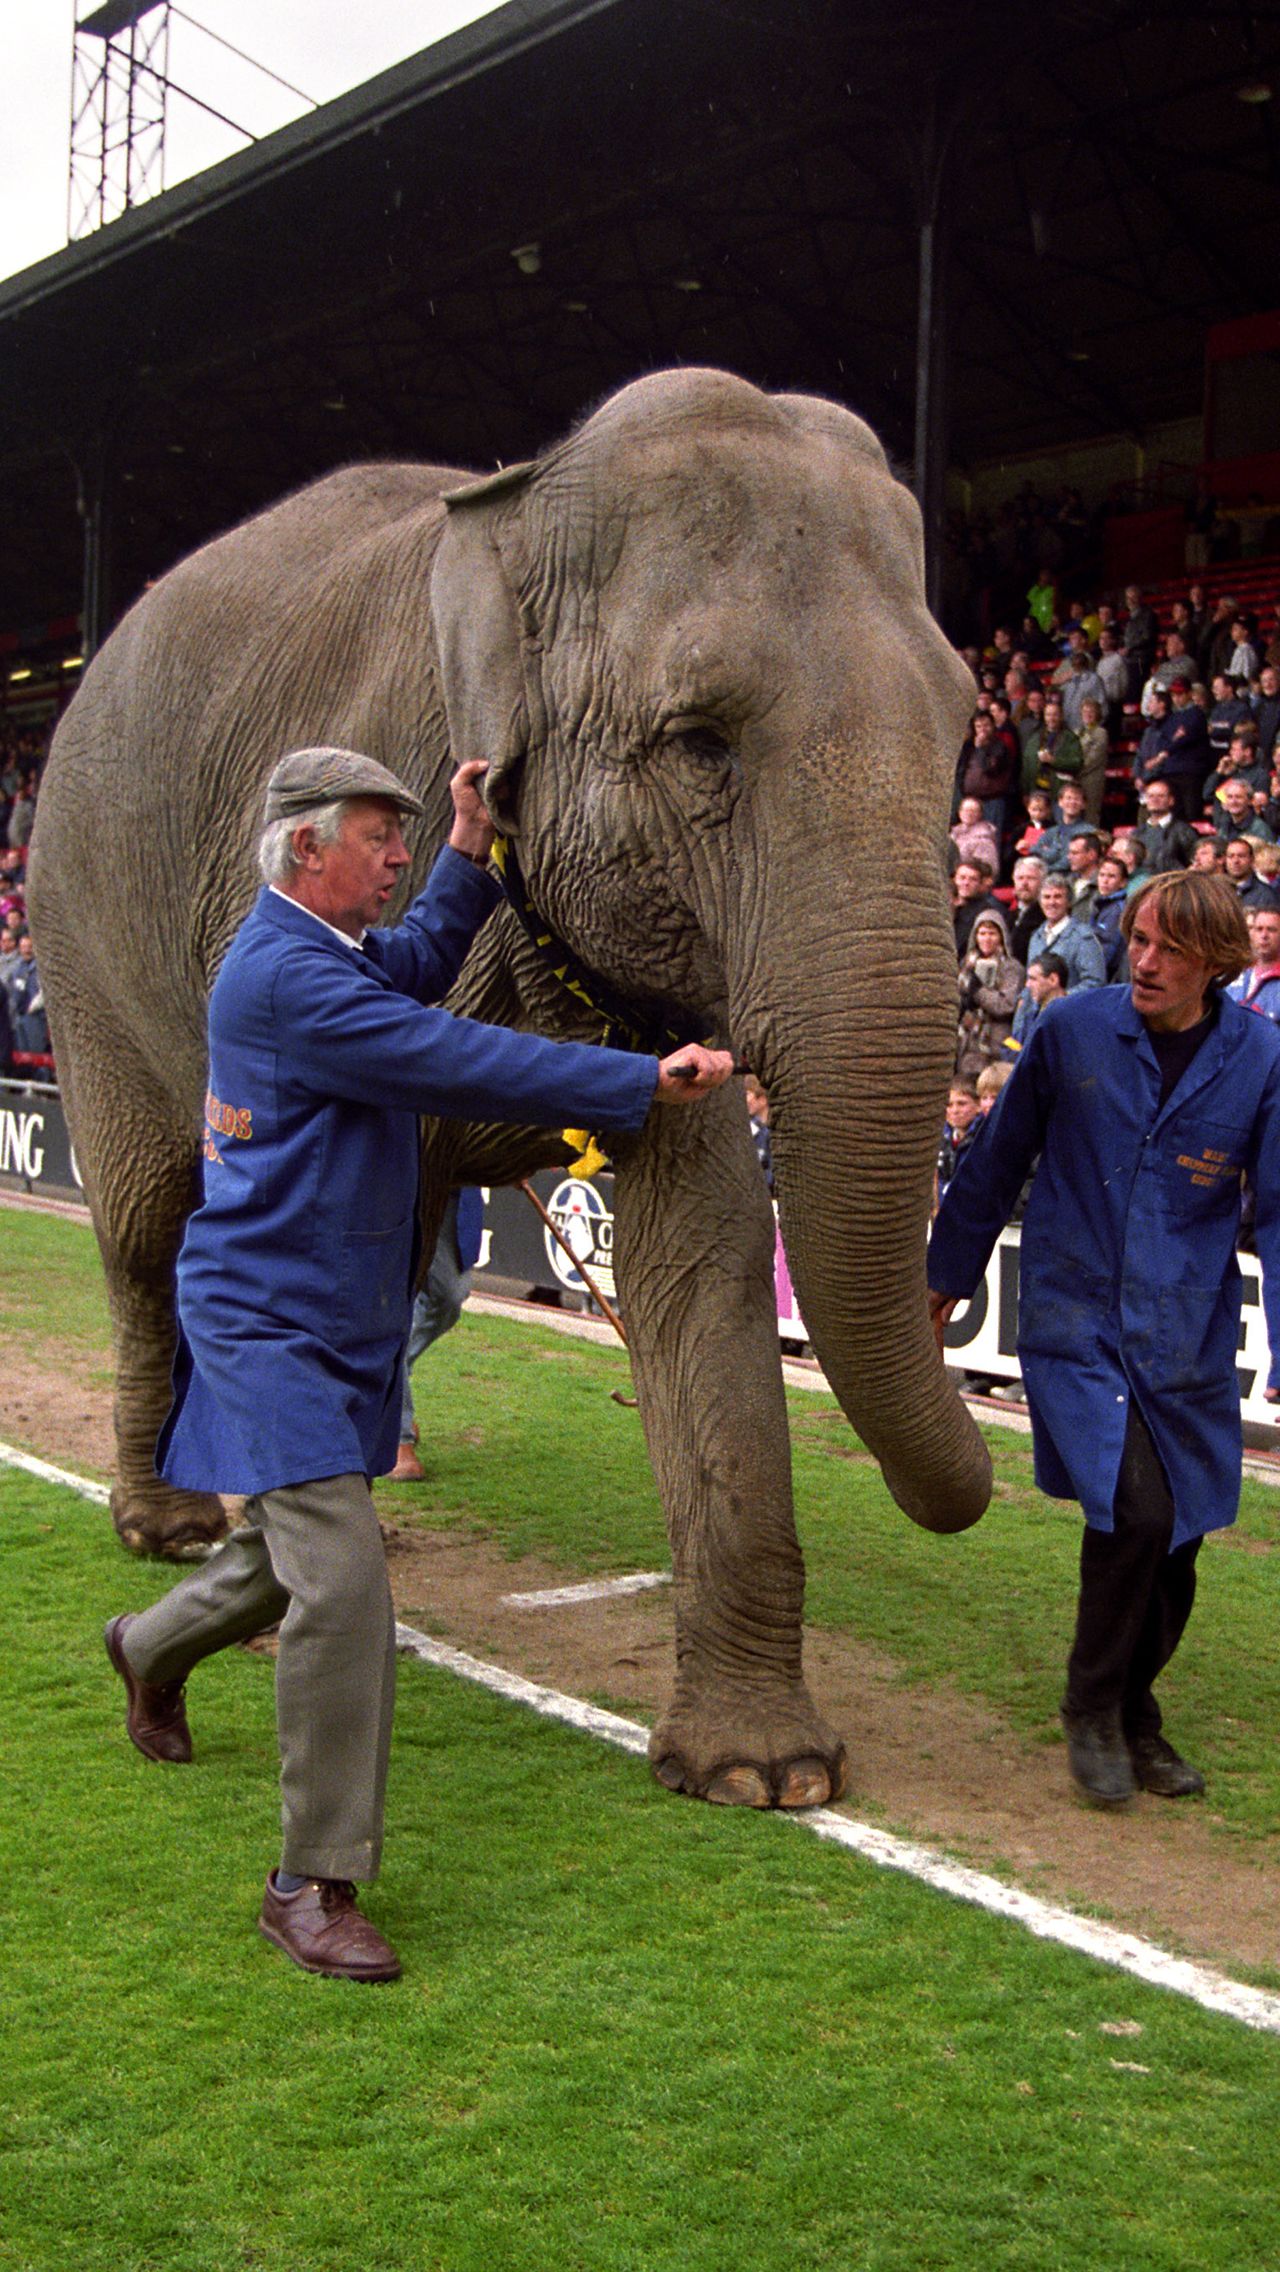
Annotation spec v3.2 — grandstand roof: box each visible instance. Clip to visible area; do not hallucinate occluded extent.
[2,0,1279,632]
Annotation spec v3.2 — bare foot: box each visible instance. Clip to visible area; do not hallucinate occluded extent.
[388,1444,426,1482]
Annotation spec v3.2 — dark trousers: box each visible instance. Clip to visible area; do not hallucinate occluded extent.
[1063,1402,1201,1739]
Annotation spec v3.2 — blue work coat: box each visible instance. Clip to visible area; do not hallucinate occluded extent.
[928,985,1280,1546]
[159,847,658,1494]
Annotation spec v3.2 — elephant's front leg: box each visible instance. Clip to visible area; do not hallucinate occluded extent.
[611,1087,847,1808]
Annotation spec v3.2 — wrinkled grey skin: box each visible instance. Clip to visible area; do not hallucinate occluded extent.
[30,367,991,1810]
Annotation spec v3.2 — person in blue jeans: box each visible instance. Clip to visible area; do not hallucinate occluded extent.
[391,1189,481,1480]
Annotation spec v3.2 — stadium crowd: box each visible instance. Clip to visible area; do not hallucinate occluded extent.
[941,571,1280,1181]
[0,722,52,1077]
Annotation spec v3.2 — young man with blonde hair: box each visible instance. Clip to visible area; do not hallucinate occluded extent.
[929,872,1280,1807]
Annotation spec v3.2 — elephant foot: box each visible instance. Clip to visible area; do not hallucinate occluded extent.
[648,1675,848,1810]
[110,1481,229,1561]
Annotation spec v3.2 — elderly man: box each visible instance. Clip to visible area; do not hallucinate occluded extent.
[930,872,1280,1805]
[1219,776,1274,846]
[104,748,734,1982]
[1019,873,1106,998]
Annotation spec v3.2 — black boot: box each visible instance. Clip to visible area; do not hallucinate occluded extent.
[1129,1733,1205,1798]
[1060,1706,1136,1807]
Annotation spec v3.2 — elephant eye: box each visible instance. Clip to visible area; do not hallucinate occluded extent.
[660,717,732,763]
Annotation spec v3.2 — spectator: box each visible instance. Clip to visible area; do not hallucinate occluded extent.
[956,911,1024,1078]
[1218,777,1274,845]
[1006,855,1048,965]
[1112,832,1151,893]
[744,1079,774,1191]
[975,1061,1012,1113]
[1013,789,1055,860]
[1203,726,1267,811]
[1011,950,1069,1045]
[1027,567,1059,635]
[1091,853,1131,978]
[1132,778,1199,872]
[1020,873,1106,996]
[952,860,1003,959]
[6,777,36,853]
[0,923,21,992]
[1064,829,1105,922]
[951,796,1000,875]
[1094,626,1128,730]
[1060,649,1107,738]
[1208,672,1253,763]
[1016,682,1048,758]
[1133,688,1201,819]
[1035,780,1092,872]
[1121,583,1158,699]
[1253,665,1280,765]
[1226,619,1260,686]
[1222,835,1275,913]
[1227,905,1280,1019]
[1202,594,1241,682]
[391,1193,483,1482]
[1076,696,1110,825]
[1191,838,1226,874]
[955,713,1019,832]
[936,1080,981,1196]
[1023,694,1083,801]
[1152,630,1196,693]
[7,934,49,1058]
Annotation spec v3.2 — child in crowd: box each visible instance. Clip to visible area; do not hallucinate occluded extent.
[936,1081,980,1199]
[950,796,1000,874]
[975,1062,1011,1113]
[1014,789,1054,857]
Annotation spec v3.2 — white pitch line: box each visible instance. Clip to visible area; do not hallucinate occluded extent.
[393,1620,1280,2039]
[0,1440,111,1506]
[501,1571,671,1608]
[8,1440,1280,2036]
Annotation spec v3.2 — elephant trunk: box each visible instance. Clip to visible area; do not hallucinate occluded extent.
[737,881,992,1535]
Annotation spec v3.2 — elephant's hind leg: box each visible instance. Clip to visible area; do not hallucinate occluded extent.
[58,1011,226,1558]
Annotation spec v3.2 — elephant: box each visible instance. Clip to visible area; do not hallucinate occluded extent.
[29,366,991,1810]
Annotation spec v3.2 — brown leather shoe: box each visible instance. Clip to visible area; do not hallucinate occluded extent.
[104,1613,193,1763]
[258,1872,402,1982]
[388,1442,425,1481]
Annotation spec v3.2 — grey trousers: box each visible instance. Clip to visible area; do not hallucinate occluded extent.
[121,1472,396,1883]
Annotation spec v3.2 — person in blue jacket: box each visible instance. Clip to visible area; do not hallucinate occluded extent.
[389,1189,483,1481]
[105,745,735,1982]
[929,869,1280,1808]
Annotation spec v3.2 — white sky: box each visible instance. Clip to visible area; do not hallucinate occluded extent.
[1,1,501,283]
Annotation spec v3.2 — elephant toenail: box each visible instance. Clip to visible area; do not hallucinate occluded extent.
[705,1765,771,1807]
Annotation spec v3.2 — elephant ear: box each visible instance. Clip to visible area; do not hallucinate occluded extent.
[432,462,542,827]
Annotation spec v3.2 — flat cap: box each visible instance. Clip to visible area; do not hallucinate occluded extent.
[263,746,425,824]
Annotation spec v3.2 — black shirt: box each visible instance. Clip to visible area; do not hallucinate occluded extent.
[1147,997,1218,1110]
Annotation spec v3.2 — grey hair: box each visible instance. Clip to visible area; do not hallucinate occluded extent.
[257,800,347,885]
[1013,854,1046,881]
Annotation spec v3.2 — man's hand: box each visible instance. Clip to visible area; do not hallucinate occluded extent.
[448,759,495,865]
[653,1046,737,1104]
[928,1287,958,1353]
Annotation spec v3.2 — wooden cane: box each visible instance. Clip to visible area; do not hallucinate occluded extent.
[518,1178,629,1346]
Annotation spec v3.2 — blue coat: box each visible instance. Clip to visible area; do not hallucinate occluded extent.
[928,986,1280,1547]
[158,848,658,1494]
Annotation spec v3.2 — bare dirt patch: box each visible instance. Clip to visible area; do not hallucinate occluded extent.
[5,1328,1277,1977]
